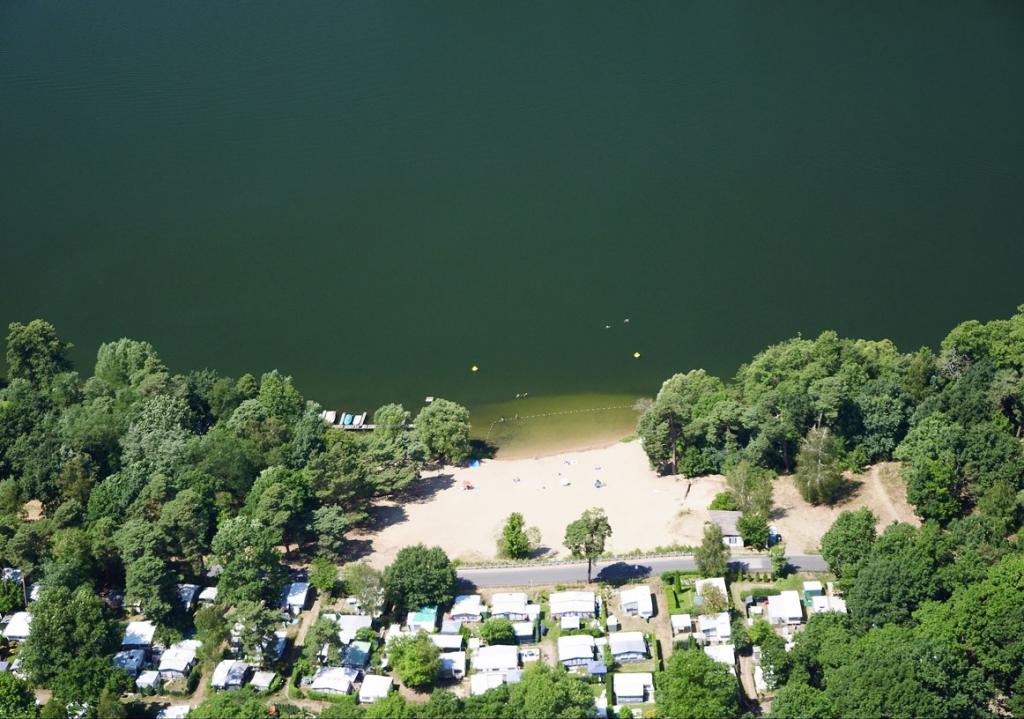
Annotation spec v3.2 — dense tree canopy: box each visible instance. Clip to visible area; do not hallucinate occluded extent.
[382,544,456,615]
[656,649,740,719]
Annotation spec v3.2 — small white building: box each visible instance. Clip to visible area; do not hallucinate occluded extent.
[549,591,596,619]
[620,585,654,619]
[1,567,22,584]
[250,671,276,692]
[342,640,372,669]
[122,620,156,650]
[406,606,439,633]
[558,634,595,667]
[709,511,744,547]
[197,586,218,605]
[440,650,467,679]
[512,621,536,643]
[696,612,732,643]
[156,706,190,719]
[158,640,200,679]
[281,582,311,615]
[608,631,648,663]
[490,592,529,620]
[112,649,146,678]
[310,666,359,695]
[337,614,373,644]
[451,594,484,622]
[811,595,847,614]
[211,660,250,690]
[560,615,581,631]
[135,670,162,691]
[670,613,692,636]
[694,577,728,606]
[430,633,464,652]
[2,612,32,642]
[176,584,200,612]
[359,674,393,703]
[475,644,519,673]
[767,591,804,626]
[470,672,507,696]
[703,643,736,673]
[614,672,654,704]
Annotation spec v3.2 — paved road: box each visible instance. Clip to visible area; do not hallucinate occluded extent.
[457,554,827,588]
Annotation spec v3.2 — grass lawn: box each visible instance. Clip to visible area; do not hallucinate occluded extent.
[616,659,657,673]
[665,586,696,615]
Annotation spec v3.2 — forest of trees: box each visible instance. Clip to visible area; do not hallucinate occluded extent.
[0,320,471,714]
[638,306,1024,524]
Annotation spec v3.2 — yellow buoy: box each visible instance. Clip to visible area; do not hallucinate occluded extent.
[633,352,641,359]
[471,365,479,372]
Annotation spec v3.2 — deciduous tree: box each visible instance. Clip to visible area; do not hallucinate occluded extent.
[563,508,612,583]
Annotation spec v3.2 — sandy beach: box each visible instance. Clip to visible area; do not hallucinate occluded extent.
[357,440,920,567]
[360,440,723,567]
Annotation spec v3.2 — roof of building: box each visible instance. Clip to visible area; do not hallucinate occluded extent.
[560,615,581,631]
[359,674,393,702]
[113,649,146,676]
[512,621,535,638]
[558,634,596,662]
[211,660,249,688]
[695,577,728,599]
[407,605,438,630]
[475,644,519,672]
[156,705,190,719]
[158,641,200,674]
[440,619,463,634]
[430,633,464,651]
[767,591,804,622]
[122,620,156,647]
[136,670,161,689]
[803,581,824,593]
[451,594,483,615]
[609,631,647,656]
[198,586,218,602]
[811,595,848,614]
[670,614,692,632]
[3,612,32,640]
[587,659,608,675]
[490,592,529,616]
[470,672,506,696]
[336,614,373,643]
[440,651,467,675]
[549,591,596,615]
[2,567,22,583]
[176,583,199,608]
[310,666,358,694]
[250,671,276,691]
[613,672,653,697]
[620,585,654,615]
[696,612,732,639]
[703,643,736,667]
[282,582,310,608]
[343,640,371,667]
[708,511,742,536]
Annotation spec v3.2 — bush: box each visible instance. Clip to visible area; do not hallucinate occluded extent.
[740,587,782,601]
[709,491,740,511]
[479,618,516,645]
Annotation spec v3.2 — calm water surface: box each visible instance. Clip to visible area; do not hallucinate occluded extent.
[2,2,1023,446]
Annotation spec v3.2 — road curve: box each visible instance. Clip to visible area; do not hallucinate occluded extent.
[457,554,828,588]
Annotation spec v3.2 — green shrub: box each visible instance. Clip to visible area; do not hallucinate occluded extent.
[709,491,740,511]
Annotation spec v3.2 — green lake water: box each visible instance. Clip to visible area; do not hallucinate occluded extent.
[2,1,1023,452]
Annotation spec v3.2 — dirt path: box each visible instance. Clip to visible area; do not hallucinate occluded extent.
[296,596,322,648]
[738,654,758,702]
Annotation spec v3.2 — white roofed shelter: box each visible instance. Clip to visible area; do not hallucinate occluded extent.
[250,671,276,692]
[359,674,393,703]
[811,594,847,614]
[549,591,596,618]
[336,614,373,644]
[614,672,654,704]
[451,594,484,621]
[158,640,200,678]
[490,592,529,620]
[696,612,732,643]
[671,614,692,636]
[767,591,804,625]
[112,649,146,678]
[3,612,31,642]
[281,582,311,615]
[620,585,654,619]
[557,634,596,667]
[475,644,519,673]
[122,620,156,649]
[430,633,463,651]
[211,660,250,690]
[470,672,507,696]
[310,666,358,695]
[609,631,648,662]
[440,651,467,679]
[703,643,736,673]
